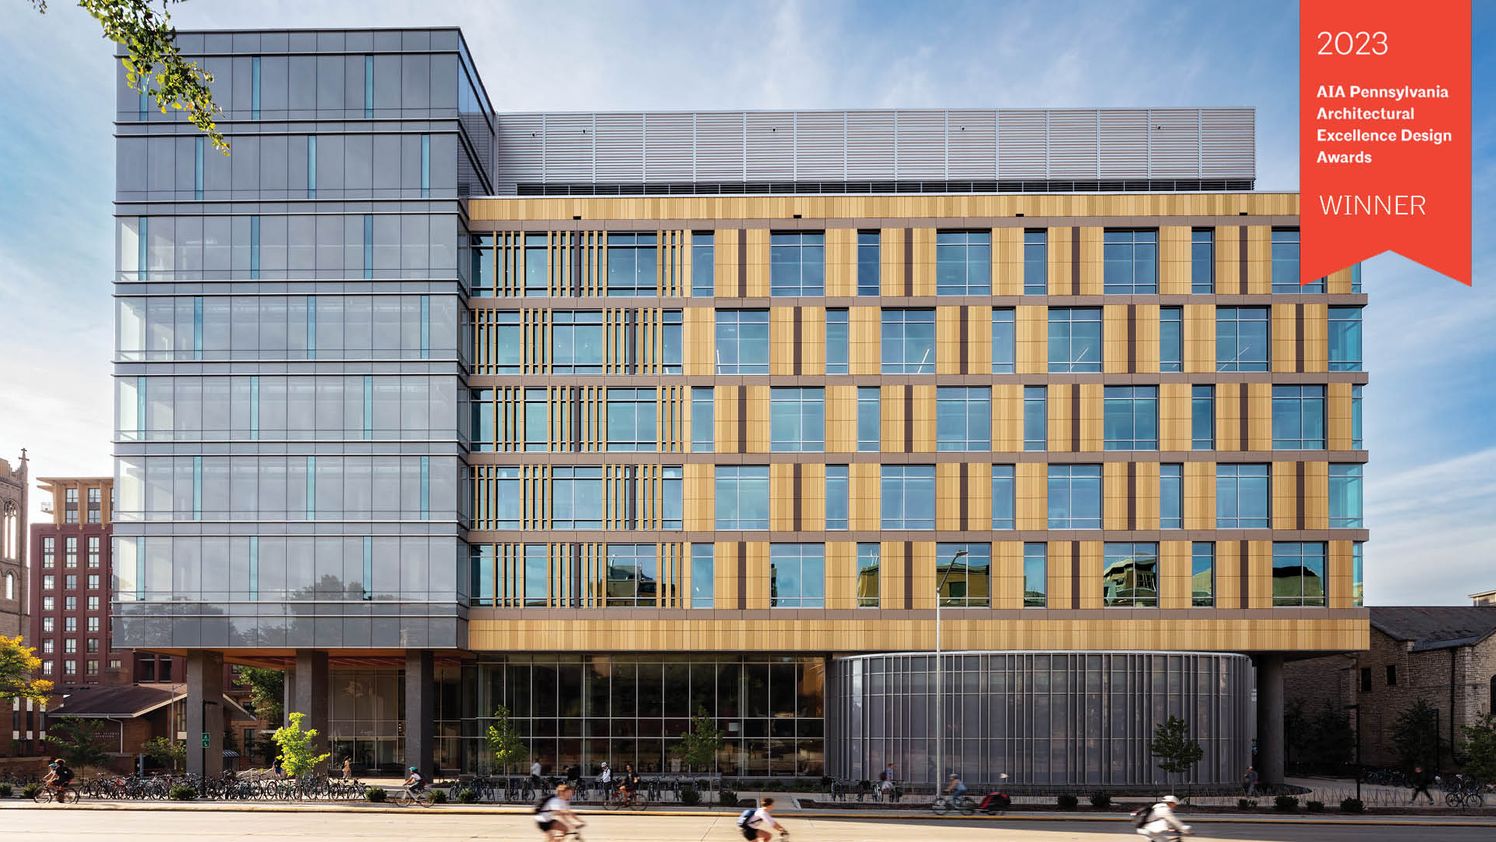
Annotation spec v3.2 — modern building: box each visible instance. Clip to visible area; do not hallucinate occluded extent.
[1471,588,1496,607]
[112,27,1369,787]
[27,477,136,693]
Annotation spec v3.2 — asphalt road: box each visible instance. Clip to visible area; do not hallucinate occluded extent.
[2,809,1493,841]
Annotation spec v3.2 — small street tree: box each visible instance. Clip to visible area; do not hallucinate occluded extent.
[45,717,110,768]
[1391,699,1443,772]
[674,706,725,774]
[1460,712,1496,783]
[486,705,526,774]
[1150,715,1205,793]
[0,634,53,704]
[271,712,330,778]
[143,736,186,772]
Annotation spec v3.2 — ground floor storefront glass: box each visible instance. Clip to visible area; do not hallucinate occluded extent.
[435,655,826,777]
[827,651,1251,787]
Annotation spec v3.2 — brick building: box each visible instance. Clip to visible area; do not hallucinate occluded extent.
[1284,606,1496,770]
[0,452,28,638]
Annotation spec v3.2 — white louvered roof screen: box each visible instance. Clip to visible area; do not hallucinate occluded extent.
[491,107,1254,194]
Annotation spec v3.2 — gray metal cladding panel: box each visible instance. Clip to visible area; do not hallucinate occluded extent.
[1098,109,1150,178]
[746,111,796,181]
[946,109,997,179]
[594,113,645,182]
[794,111,848,180]
[544,113,595,182]
[491,107,1255,192]
[1148,109,1203,178]
[996,109,1049,179]
[643,112,695,181]
[1047,109,1100,179]
[845,110,896,179]
[895,110,948,179]
[694,112,747,180]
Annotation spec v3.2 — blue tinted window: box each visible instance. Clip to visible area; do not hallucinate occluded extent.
[691,387,714,453]
[715,466,769,530]
[1103,386,1158,450]
[1192,543,1215,606]
[552,311,604,374]
[1351,385,1363,449]
[857,388,880,452]
[1272,229,1323,292]
[605,544,657,607]
[936,387,991,451]
[1160,464,1182,529]
[856,544,879,607]
[826,309,849,375]
[1330,464,1364,528]
[1103,542,1158,607]
[1047,464,1102,529]
[881,309,935,374]
[1023,230,1047,295]
[770,231,825,296]
[715,310,770,374]
[1272,542,1327,606]
[1192,385,1214,450]
[991,308,1015,374]
[936,543,990,607]
[1103,229,1157,294]
[991,465,1015,530]
[1048,308,1102,373]
[1191,229,1214,293]
[935,231,991,295]
[1216,464,1270,528]
[880,465,935,529]
[524,234,548,296]
[1217,307,1270,371]
[1023,386,1047,452]
[1159,307,1182,372]
[692,231,715,297]
[857,231,881,296]
[769,544,824,608]
[1272,385,1326,449]
[1328,306,1363,371]
[552,467,604,528]
[770,387,825,452]
[825,465,849,530]
[607,233,659,296]
[606,388,657,452]
[690,544,714,608]
[1023,543,1047,607]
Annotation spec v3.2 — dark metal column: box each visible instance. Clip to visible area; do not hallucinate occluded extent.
[1254,654,1285,786]
[405,649,435,778]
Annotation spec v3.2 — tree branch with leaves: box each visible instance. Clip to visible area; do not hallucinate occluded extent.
[29,0,227,151]
[485,705,526,775]
[1150,715,1205,794]
[0,634,53,704]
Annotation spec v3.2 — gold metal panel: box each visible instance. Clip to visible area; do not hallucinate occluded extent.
[967,304,992,373]
[910,384,937,453]
[1244,226,1272,295]
[825,541,856,610]
[1271,303,1297,374]
[801,306,827,374]
[1133,303,1161,373]
[1272,461,1299,531]
[825,228,856,298]
[992,384,1023,452]
[1158,225,1192,295]
[880,385,906,453]
[1046,541,1073,610]
[1184,303,1216,373]
[1077,383,1104,452]
[1016,305,1048,375]
[1103,304,1130,374]
[744,228,771,298]
[769,464,797,532]
[1015,462,1047,530]
[1183,461,1215,530]
[744,542,771,610]
[1327,382,1355,450]
[910,228,937,297]
[1047,384,1072,452]
[1245,383,1273,451]
[849,463,881,530]
[1303,461,1329,530]
[826,385,858,453]
[1159,541,1192,609]
[1077,227,1104,295]
[1134,461,1161,530]
[992,541,1024,609]
[744,385,771,453]
[1246,540,1273,609]
[683,307,715,376]
[1215,226,1242,294]
[1159,383,1192,451]
[1328,539,1354,609]
[1301,302,1328,373]
[936,306,965,375]
[993,227,1023,296]
[880,227,907,297]
[1104,462,1130,531]
[769,306,798,376]
[1047,226,1073,296]
[1215,383,1241,453]
[849,306,881,375]
[1079,541,1103,609]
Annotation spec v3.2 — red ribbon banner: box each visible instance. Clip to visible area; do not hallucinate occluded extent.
[1300,0,1472,285]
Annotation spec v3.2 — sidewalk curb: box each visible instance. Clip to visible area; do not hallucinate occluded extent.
[3,801,1495,826]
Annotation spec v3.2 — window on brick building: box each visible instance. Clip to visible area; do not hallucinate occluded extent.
[1386,665,1397,687]
[1360,667,1372,692]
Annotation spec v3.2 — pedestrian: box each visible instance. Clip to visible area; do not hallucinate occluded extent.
[1241,765,1258,796]
[342,757,352,780]
[1410,765,1435,804]
[878,761,897,800]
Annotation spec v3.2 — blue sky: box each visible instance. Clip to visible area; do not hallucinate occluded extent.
[0,1,1489,603]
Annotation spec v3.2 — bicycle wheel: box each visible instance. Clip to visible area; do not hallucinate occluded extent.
[630,795,647,811]
[418,790,435,808]
[1468,793,1485,808]
[32,788,54,804]
[61,788,81,805]
[1446,792,1461,806]
[930,797,949,815]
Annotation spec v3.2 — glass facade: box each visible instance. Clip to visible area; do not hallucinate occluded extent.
[829,652,1251,786]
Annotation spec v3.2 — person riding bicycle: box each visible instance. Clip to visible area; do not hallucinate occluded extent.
[617,763,641,802]
[536,782,583,840]
[740,796,788,840]
[944,772,968,800]
[1135,794,1191,841]
[877,762,897,799]
[44,758,75,794]
[402,766,426,798]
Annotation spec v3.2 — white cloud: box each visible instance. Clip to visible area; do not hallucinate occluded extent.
[1366,447,1496,605]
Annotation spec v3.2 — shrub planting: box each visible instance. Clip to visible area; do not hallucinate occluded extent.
[1273,794,1299,812]
[365,786,387,802]
[1088,791,1111,808]
[1057,793,1079,809]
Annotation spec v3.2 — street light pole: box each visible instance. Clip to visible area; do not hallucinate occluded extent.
[1345,703,1360,802]
[934,549,968,791]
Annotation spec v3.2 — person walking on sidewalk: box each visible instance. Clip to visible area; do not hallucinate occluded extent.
[1241,765,1258,796]
[1410,765,1435,804]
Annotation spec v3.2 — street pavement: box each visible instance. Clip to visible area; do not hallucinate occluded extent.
[3,808,1496,841]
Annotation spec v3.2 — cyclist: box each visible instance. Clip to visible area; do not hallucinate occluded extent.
[944,772,968,801]
[617,763,641,804]
[740,797,788,840]
[536,782,583,840]
[878,762,897,800]
[44,758,75,796]
[402,766,426,800]
[1135,794,1191,841]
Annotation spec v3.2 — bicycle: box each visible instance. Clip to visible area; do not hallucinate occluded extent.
[395,786,436,807]
[604,786,646,811]
[930,794,976,815]
[33,783,81,805]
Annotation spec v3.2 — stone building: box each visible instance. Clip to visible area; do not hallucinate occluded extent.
[1284,606,1496,770]
[0,451,28,639]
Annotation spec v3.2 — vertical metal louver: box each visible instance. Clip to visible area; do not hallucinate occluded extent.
[543,113,595,182]
[496,113,544,194]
